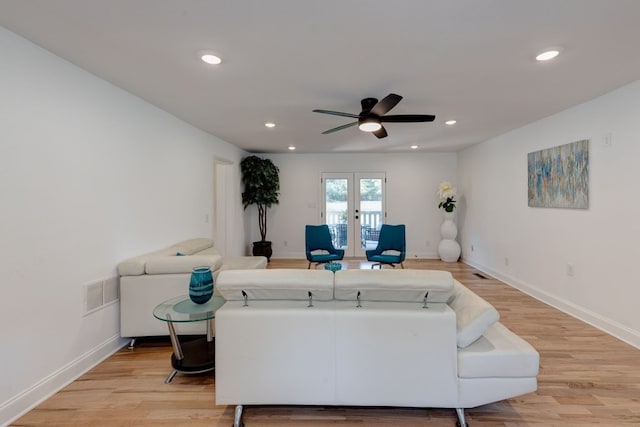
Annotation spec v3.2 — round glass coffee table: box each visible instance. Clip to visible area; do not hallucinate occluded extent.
[153,294,226,383]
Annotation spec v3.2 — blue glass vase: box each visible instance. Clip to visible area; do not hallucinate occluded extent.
[189,266,214,304]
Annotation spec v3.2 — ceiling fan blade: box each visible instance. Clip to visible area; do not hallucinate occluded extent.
[380,114,436,122]
[312,109,360,119]
[373,126,388,139]
[369,93,402,116]
[321,121,358,134]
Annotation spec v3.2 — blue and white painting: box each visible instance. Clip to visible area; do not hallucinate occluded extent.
[528,140,589,209]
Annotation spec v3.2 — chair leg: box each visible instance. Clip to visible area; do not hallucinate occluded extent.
[307,262,311,269]
[400,262,404,269]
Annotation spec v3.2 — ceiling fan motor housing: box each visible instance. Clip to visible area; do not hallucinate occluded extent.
[360,97,379,112]
[359,98,381,128]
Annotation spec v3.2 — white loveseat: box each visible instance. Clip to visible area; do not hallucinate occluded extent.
[117,238,267,346]
[215,268,539,427]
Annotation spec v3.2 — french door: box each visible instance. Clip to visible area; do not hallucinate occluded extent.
[321,172,385,257]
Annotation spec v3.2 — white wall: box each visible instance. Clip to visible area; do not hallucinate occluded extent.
[256,153,457,259]
[458,80,640,348]
[0,27,245,425]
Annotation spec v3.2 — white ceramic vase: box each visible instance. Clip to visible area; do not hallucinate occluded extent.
[438,211,461,262]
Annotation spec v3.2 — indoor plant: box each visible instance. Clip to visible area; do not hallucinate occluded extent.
[240,155,280,260]
[437,181,457,212]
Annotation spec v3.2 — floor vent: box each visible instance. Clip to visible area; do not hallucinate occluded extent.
[473,272,489,279]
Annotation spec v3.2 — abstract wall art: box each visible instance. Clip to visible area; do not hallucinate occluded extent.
[527,139,589,209]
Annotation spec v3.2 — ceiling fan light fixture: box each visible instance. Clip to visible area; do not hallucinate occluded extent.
[358,120,382,132]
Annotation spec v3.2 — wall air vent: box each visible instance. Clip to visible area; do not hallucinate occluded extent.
[84,276,120,316]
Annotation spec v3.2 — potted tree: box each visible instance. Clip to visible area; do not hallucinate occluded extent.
[240,155,280,260]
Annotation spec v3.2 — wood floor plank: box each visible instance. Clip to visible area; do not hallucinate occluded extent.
[10,258,640,426]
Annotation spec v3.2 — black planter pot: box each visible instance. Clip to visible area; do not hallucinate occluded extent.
[252,241,273,261]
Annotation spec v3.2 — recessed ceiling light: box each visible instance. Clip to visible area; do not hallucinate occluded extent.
[445,120,457,126]
[288,145,296,150]
[410,145,419,149]
[536,50,560,61]
[200,52,222,65]
[265,122,276,128]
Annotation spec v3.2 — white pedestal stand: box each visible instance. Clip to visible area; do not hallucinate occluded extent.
[438,211,461,262]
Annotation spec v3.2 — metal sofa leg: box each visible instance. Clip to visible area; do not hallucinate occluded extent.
[233,405,244,427]
[455,408,468,427]
[128,338,136,350]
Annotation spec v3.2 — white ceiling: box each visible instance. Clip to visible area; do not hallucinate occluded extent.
[1,0,640,153]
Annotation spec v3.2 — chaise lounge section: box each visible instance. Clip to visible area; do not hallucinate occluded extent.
[118,238,267,346]
[215,268,539,427]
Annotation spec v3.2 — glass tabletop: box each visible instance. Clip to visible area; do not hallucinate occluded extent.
[153,294,226,323]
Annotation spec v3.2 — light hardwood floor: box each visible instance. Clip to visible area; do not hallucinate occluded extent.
[11,259,640,426]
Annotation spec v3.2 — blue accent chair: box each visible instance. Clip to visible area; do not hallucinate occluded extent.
[366,224,406,269]
[305,225,345,269]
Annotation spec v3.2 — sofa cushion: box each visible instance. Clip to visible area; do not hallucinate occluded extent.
[216,269,334,301]
[448,281,500,348]
[117,247,177,276]
[172,238,214,255]
[219,256,268,271]
[457,322,540,378]
[310,249,329,255]
[144,254,223,275]
[334,269,453,303]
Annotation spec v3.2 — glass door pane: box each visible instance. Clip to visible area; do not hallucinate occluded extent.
[355,173,385,257]
[322,174,351,253]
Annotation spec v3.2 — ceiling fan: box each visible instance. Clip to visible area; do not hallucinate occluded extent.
[312,93,435,139]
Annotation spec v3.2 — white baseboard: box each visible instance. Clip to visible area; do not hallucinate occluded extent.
[0,335,128,427]
[462,258,640,350]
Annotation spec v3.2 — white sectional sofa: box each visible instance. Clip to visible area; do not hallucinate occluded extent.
[117,238,267,346]
[215,268,539,427]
